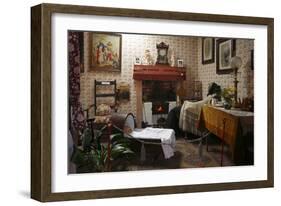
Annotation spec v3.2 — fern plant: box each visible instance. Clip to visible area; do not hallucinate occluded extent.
[71,127,135,173]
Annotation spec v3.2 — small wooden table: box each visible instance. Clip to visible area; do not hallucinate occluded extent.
[198,105,254,165]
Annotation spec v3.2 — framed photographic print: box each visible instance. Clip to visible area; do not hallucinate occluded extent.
[177,59,184,67]
[31,3,274,202]
[89,32,122,72]
[216,39,236,74]
[135,56,141,65]
[202,37,215,64]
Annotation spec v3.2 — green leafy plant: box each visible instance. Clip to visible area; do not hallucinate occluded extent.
[71,127,135,173]
[207,82,222,100]
[222,87,235,109]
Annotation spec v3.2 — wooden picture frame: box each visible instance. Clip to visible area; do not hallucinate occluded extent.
[134,56,141,65]
[202,37,215,64]
[31,3,274,202]
[216,38,236,74]
[177,59,184,67]
[89,32,122,72]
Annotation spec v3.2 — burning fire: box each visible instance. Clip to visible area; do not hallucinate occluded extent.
[157,105,164,112]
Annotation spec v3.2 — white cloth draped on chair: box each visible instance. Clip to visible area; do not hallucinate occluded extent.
[179,96,212,133]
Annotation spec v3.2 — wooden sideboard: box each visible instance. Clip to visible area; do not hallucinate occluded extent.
[198,105,254,165]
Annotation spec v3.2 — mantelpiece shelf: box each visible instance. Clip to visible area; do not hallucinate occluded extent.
[133,65,186,81]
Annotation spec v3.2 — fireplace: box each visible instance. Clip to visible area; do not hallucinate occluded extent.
[133,65,185,128]
[142,80,176,127]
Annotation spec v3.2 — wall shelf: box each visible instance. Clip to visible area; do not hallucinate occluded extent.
[133,65,186,81]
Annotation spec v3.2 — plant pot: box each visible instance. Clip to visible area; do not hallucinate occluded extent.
[223,102,232,110]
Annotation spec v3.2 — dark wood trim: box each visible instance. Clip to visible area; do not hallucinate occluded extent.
[216,38,236,74]
[31,3,274,202]
[41,3,273,25]
[42,4,53,201]
[42,180,272,202]
[202,37,215,64]
[31,4,42,201]
[267,19,274,187]
[31,4,53,202]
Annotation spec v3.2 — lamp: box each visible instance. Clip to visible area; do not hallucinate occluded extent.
[230,56,242,107]
[230,56,242,69]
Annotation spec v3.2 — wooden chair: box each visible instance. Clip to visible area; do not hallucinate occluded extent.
[94,80,117,115]
[83,80,118,139]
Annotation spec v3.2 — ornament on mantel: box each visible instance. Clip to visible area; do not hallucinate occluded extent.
[142,49,154,65]
[169,50,176,67]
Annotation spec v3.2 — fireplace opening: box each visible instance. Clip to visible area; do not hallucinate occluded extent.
[152,102,169,114]
[143,80,176,117]
[142,80,177,127]
[142,80,176,103]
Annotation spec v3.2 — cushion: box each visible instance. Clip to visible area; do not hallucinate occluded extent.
[123,126,133,134]
[94,116,110,124]
[96,103,112,116]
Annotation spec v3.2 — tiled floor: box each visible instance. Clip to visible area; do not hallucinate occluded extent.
[126,135,235,172]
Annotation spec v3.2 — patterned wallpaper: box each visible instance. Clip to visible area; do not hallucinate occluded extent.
[80,32,254,118]
[197,38,254,99]
[80,32,198,118]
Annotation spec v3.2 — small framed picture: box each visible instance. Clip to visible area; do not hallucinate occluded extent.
[177,59,184,67]
[134,56,141,65]
[202,37,215,64]
[216,38,236,74]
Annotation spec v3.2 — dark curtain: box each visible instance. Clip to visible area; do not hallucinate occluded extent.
[68,31,85,135]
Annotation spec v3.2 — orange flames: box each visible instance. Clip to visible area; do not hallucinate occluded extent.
[157,105,164,112]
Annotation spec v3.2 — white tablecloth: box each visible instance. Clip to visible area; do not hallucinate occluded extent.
[130,127,176,159]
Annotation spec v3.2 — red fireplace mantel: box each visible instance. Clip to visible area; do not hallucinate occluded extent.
[133,65,186,81]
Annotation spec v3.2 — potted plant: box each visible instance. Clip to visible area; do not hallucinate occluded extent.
[221,87,235,109]
[71,127,135,173]
[207,82,222,100]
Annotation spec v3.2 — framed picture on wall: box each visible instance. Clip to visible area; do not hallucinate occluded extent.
[31,3,273,202]
[134,56,141,65]
[177,59,184,67]
[89,32,122,72]
[216,38,236,74]
[202,37,215,64]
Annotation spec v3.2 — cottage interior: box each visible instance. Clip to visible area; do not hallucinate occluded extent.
[68,31,254,174]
